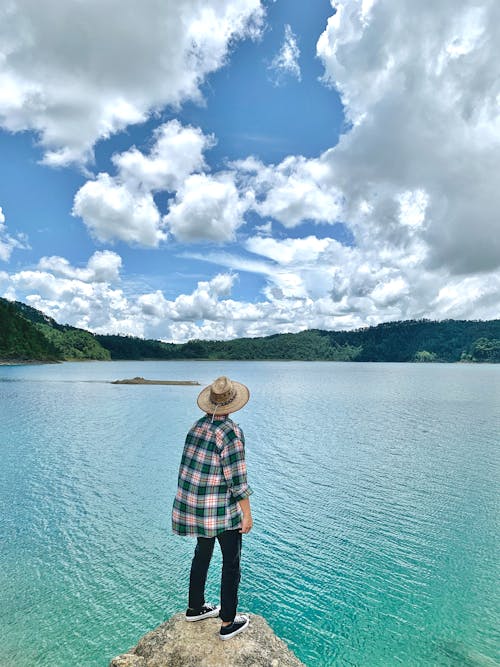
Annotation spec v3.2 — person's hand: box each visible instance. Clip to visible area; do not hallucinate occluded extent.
[239,513,253,534]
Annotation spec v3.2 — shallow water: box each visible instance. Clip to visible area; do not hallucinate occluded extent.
[1,360,499,666]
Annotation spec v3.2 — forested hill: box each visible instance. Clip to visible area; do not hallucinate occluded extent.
[96,319,500,363]
[0,297,110,361]
[1,296,499,362]
[0,298,60,361]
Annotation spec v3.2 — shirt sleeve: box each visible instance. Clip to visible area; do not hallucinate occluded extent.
[219,425,253,502]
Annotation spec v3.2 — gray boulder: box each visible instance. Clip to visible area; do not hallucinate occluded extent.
[109,612,305,667]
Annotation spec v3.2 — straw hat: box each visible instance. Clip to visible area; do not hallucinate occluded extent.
[197,376,250,416]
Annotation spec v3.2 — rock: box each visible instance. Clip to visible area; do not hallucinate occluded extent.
[111,377,200,385]
[109,613,305,667]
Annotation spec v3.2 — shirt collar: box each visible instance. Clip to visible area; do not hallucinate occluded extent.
[205,413,229,422]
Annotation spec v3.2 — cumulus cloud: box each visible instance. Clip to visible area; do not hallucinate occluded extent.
[268,24,301,85]
[0,0,263,165]
[235,155,343,227]
[246,235,332,265]
[73,174,164,246]
[165,173,252,242]
[137,273,237,322]
[3,238,500,342]
[73,120,226,245]
[236,0,499,279]
[315,0,500,275]
[5,250,135,333]
[187,224,500,330]
[112,120,212,193]
[4,0,500,337]
[2,254,275,340]
[37,250,122,283]
[0,206,28,262]
[185,0,500,330]
[9,271,132,331]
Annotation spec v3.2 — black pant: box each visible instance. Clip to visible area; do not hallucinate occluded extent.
[188,528,242,623]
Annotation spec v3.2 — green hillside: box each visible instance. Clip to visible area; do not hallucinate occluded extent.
[0,297,110,361]
[0,298,60,361]
[1,296,499,363]
[35,323,110,360]
[319,319,500,362]
[9,299,64,329]
[96,319,500,363]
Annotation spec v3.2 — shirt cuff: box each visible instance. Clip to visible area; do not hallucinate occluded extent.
[231,484,253,502]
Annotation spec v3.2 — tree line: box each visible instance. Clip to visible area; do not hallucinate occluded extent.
[1,297,499,363]
[95,319,500,362]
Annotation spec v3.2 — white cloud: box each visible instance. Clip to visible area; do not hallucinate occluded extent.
[254,220,273,236]
[112,120,212,193]
[430,273,500,320]
[138,273,237,323]
[207,0,500,332]
[3,257,265,340]
[235,155,343,227]
[315,0,500,275]
[73,174,164,246]
[397,190,429,229]
[3,238,500,342]
[165,173,252,242]
[188,229,500,329]
[0,0,263,165]
[73,120,223,246]
[268,24,301,85]
[0,206,28,262]
[37,250,122,283]
[4,0,500,337]
[181,250,276,277]
[246,235,332,265]
[5,250,137,333]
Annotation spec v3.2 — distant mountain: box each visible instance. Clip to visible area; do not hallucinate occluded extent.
[0,297,110,361]
[1,296,499,363]
[96,319,500,363]
[318,319,500,363]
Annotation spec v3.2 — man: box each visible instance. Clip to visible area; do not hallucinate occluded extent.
[172,376,253,640]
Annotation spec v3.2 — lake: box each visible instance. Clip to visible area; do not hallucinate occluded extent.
[1,361,499,666]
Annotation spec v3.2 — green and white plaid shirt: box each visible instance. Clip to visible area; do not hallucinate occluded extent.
[171,414,253,537]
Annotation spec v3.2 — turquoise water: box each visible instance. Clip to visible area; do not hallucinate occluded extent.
[1,361,499,667]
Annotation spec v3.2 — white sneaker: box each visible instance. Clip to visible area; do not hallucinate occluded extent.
[219,614,250,640]
[185,603,220,621]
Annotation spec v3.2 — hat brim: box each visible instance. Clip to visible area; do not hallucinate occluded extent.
[197,380,250,415]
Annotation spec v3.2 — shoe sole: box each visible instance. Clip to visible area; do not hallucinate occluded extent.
[185,608,220,622]
[219,618,250,640]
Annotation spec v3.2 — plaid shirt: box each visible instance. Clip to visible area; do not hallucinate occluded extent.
[171,414,253,537]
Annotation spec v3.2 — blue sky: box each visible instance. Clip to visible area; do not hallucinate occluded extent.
[0,0,498,341]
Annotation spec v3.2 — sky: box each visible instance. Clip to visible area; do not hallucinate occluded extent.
[0,0,499,342]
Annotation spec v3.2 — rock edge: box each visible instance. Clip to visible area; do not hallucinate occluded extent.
[109,612,305,667]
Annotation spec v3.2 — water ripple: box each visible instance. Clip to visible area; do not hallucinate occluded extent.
[1,361,499,666]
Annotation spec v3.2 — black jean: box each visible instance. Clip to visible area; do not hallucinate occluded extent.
[188,528,242,623]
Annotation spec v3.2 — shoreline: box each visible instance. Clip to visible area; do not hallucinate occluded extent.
[0,359,60,366]
[1,357,493,365]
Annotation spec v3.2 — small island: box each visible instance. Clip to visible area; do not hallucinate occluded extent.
[111,376,200,385]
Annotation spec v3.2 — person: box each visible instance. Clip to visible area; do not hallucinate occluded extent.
[172,376,253,641]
